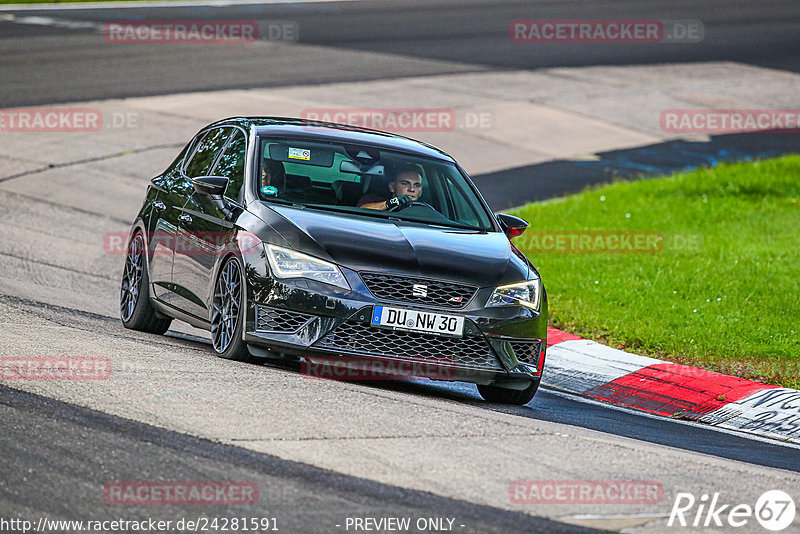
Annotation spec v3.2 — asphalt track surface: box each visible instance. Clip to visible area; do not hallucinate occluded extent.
[1,2,800,533]
[0,0,799,106]
[3,294,800,475]
[0,292,798,533]
[0,385,600,534]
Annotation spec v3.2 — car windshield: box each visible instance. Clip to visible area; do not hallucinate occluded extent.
[256,137,495,231]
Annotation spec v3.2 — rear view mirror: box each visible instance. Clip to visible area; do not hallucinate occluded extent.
[496,213,529,239]
[340,160,385,176]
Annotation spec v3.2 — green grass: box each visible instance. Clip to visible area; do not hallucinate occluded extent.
[511,155,800,389]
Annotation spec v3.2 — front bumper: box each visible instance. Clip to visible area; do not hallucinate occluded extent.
[241,257,547,387]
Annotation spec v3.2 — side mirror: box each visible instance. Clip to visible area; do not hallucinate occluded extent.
[192,175,229,196]
[496,213,528,239]
[193,176,233,219]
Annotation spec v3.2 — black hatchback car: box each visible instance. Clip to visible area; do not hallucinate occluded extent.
[121,117,548,405]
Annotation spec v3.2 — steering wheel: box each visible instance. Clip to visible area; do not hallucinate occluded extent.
[410,201,436,211]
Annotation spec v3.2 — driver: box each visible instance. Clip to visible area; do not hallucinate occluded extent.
[357,165,423,211]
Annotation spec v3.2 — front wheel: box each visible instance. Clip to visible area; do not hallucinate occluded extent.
[120,231,172,334]
[211,257,258,363]
[477,380,539,405]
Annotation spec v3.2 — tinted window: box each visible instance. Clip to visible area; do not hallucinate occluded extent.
[185,127,232,178]
[211,129,247,201]
[440,168,484,228]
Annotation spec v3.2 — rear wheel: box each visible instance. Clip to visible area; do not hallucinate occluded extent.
[211,257,257,363]
[120,231,172,334]
[477,380,539,406]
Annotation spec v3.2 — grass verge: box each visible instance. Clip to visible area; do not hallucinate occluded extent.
[511,155,800,389]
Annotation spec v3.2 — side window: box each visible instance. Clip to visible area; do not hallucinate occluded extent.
[442,171,481,227]
[184,127,233,178]
[211,129,247,201]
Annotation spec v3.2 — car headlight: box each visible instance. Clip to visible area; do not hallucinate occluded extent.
[265,244,350,290]
[486,278,541,310]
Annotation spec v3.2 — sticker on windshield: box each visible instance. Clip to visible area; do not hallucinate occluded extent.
[288,147,311,161]
[260,186,278,196]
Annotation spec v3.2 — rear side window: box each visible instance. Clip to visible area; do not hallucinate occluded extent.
[212,129,247,201]
[185,127,232,178]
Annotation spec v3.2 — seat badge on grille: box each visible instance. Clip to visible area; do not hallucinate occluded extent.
[412,284,428,298]
[449,296,464,304]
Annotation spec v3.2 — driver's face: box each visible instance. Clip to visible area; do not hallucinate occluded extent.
[389,172,422,200]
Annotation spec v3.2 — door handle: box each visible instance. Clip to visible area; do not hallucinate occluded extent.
[179,213,192,224]
[153,201,166,211]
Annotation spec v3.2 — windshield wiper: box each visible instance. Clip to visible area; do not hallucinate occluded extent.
[268,201,487,231]
[385,214,486,231]
[259,197,294,206]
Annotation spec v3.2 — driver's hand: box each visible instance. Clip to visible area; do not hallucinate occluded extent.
[385,195,412,212]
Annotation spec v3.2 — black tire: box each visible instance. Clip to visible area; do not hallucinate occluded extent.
[211,257,258,363]
[477,380,540,405]
[120,231,172,335]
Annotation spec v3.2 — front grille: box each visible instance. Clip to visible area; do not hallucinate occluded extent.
[360,273,477,309]
[256,305,313,333]
[508,340,543,365]
[314,321,503,370]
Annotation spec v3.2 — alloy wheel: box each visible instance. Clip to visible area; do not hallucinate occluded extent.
[211,259,242,353]
[120,233,144,322]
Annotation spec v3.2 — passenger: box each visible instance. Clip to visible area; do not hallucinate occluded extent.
[357,165,423,211]
[261,159,285,189]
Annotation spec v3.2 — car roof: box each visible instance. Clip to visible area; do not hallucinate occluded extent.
[206,117,456,163]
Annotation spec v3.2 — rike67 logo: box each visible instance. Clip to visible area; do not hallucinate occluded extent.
[669,490,796,531]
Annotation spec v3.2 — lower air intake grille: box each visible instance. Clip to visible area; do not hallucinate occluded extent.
[256,305,313,333]
[508,340,543,365]
[314,321,503,370]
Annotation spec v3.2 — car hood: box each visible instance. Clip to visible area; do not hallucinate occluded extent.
[256,204,530,288]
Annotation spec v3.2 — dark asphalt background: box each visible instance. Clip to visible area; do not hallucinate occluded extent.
[1,0,799,106]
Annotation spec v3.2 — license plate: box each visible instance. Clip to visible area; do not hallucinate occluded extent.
[370,305,464,337]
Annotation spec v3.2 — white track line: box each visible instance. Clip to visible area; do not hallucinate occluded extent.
[0,14,99,29]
